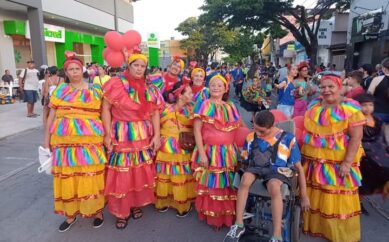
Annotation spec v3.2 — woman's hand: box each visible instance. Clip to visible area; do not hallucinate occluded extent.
[149,135,161,154]
[339,162,351,177]
[199,152,209,168]
[300,195,311,212]
[104,135,113,154]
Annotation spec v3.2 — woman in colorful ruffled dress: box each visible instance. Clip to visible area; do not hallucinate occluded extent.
[302,75,365,242]
[192,74,242,229]
[102,53,164,229]
[191,67,209,102]
[44,54,107,232]
[155,81,196,217]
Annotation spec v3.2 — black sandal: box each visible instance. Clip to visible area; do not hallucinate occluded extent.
[93,215,104,228]
[131,207,143,220]
[115,217,129,230]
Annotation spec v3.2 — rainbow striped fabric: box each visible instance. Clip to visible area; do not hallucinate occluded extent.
[51,83,102,103]
[192,99,241,131]
[303,131,349,150]
[108,149,154,167]
[193,87,210,103]
[121,78,164,105]
[50,117,104,136]
[113,120,153,142]
[307,98,362,126]
[52,145,107,167]
[305,159,362,188]
[156,162,192,176]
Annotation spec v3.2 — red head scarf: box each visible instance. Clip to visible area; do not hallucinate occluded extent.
[63,51,83,70]
[321,75,342,88]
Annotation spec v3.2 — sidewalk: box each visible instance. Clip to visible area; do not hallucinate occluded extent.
[0,101,43,139]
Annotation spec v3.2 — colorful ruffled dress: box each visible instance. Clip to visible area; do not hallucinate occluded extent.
[193,87,210,103]
[302,97,365,242]
[191,99,241,228]
[103,72,165,218]
[155,104,196,214]
[49,82,107,218]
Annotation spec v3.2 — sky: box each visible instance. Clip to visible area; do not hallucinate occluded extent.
[133,0,317,41]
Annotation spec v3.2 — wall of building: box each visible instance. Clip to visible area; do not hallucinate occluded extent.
[347,0,389,43]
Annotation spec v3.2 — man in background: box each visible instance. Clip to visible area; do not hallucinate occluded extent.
[18,60,40,118]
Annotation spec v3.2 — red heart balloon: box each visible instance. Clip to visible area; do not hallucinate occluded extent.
[123,30,142,49]
[104,31,124,51]
[234,127,251,147]
[102,47,112,59]
[271,109,288,122]
[105,51,124,67]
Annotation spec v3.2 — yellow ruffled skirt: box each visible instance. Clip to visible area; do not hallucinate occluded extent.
[303,182,361,242]
[53,164,105,218]
[155,152,196,214]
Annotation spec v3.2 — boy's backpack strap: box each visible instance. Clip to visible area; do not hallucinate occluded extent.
[271,131,287,164]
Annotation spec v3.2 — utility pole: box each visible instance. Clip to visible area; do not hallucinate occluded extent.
[113,0,118,31]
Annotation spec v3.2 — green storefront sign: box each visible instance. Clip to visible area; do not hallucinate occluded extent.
[3,20,105,67]
[148,32,160,67]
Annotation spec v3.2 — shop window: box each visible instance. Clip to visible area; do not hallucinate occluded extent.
[12,35,32,69]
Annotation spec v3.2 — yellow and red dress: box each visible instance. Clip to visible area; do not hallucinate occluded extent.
[49,82,107,218]
[302,97,365,242]
[191,99,241,228]
[103,72,164,218]
[155,104,196,214]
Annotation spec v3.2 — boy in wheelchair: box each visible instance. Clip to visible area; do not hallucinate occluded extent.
[224,110,310,242]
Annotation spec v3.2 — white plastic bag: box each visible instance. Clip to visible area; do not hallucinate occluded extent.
[38,146,52,175]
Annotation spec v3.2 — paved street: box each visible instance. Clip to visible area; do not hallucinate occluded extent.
[0,100,388,242]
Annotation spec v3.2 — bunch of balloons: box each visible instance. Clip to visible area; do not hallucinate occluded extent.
[103,30,142,67]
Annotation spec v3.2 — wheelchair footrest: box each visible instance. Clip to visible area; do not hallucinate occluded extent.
[243,212,254,220]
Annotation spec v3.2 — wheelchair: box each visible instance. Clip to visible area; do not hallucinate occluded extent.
[233,120,302,242]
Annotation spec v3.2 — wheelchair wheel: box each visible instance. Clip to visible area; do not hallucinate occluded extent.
[291,205,301,242]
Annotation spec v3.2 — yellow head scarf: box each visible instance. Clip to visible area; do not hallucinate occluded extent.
[128,53,148,64]
[171,58,185,71]
[209,74,228,87]
[191,68,206,79]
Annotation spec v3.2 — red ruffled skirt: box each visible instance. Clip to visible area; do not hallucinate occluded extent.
[195,184,237,228]
[105,162,156,218]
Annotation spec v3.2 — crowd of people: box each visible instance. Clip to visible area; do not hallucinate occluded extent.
[39,48,389,242]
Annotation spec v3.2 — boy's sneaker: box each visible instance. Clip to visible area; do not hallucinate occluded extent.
[269,236,283,242]
[223,224,245,242]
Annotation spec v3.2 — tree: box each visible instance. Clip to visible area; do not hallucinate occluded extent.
[200,0,351,66]
[176,17,236,67]
[176,17,265,66]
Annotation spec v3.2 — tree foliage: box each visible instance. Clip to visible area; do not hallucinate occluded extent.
[199,0,351,65]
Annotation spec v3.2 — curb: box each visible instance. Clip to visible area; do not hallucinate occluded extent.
[0,126,42,141]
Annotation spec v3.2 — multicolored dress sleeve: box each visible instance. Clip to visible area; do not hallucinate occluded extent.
[193,87,210,103]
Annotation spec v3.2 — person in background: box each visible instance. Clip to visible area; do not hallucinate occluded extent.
[152,57,184,98]
[231,61,245,99]
[18,60,40,118]
[44,54,106,232]
[293,62,310,117]
[192,74,242,229]
[376,64,384,76]
[359,63,374,91]
[42,66,63,127]
[353,93,389,215]
[275,64,297,119]
[205,62,220,87]
[102,52,164,229]
[368,57,389,144]
[302,75,365,242]
[345,70,365,99]
[93,65,110,87]
[1,69,13,85]
[190,67,209,102]
[155,81,196,218]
